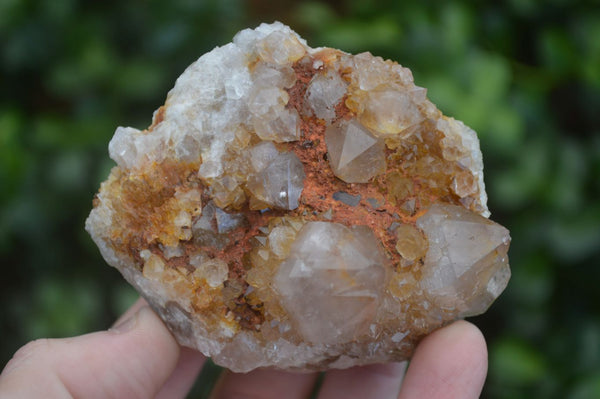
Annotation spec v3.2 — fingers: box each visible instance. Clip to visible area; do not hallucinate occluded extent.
[397,320,488,399]
[207,321,486,399]
[0,301,487,399]
[111,297,148,328]
[210,368,318,399]
[317,362,407,399]
[156,347,206,399]
[0,301,183,399]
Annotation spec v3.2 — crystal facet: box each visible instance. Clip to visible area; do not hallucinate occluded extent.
[325,119,386,183]
[246,146,306,210]
[305,69,348,123]
[416,203,511,317]
[358,87,426,136]
[86,22,511,372]
[274,222,387,345]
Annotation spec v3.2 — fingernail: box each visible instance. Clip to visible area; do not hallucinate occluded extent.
[110,306,146,334]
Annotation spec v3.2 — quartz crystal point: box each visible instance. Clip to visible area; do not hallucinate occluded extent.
[86,22,511,372]
[325,119,386,183]
[274,222,387,345]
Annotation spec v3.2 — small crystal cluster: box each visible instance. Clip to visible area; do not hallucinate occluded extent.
[86,22,511,372]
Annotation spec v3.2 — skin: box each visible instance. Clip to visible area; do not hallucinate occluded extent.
[0,298,487,399]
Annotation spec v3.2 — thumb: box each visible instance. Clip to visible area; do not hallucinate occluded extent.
[0,300,181,399]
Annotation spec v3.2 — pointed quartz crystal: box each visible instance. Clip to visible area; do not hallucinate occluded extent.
[325,119,386,183]
[273,222,387,345]
[252,108,301,142]
[305,69,347,123]
[358,87,426,136]
[248,87,300,142]
[192,201,247,249]
[246,143,306,210]
[416,203,511,317]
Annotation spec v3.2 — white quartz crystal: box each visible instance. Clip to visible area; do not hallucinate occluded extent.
[305,69,348,123]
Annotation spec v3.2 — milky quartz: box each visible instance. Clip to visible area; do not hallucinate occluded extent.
[86,22,511,372]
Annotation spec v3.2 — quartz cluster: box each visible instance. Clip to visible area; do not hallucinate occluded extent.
[86,22,511,372]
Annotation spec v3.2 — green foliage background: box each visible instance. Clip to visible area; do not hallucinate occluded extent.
[1,1,599,397]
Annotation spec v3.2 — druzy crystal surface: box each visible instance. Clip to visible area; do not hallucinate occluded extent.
[86,22,511,372]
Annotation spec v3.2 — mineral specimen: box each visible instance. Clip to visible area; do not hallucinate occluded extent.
[86,22,511,372]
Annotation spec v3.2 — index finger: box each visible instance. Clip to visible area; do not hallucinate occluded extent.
[0,299,193,399]
[397,320,488,399]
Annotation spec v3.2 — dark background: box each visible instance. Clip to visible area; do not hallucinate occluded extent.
[1,1,600,398]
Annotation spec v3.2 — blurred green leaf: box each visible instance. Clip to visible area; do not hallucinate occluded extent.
[546,208,600,262]
[48,39,116,97]
[439,3,473,55]
[112,60,166,99]
[572,321,600,374]
[544,140,587,211]
[490,139,550,210]
[0,0,21,31]
[540,28,577,77]
[48,151,89,193]
[509,253,554,308]
[0,109,25,200]
[569,374,600,399]
[24,279,102,339]
[295,2,337,31]
[110,282,139,316]
[490,337,547,386]
[318,18,402,53]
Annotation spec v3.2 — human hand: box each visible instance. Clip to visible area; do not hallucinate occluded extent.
[0,298,487,399]
[210,318,488,399]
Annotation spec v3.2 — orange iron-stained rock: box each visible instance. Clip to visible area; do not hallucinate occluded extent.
[86,22,510,372]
